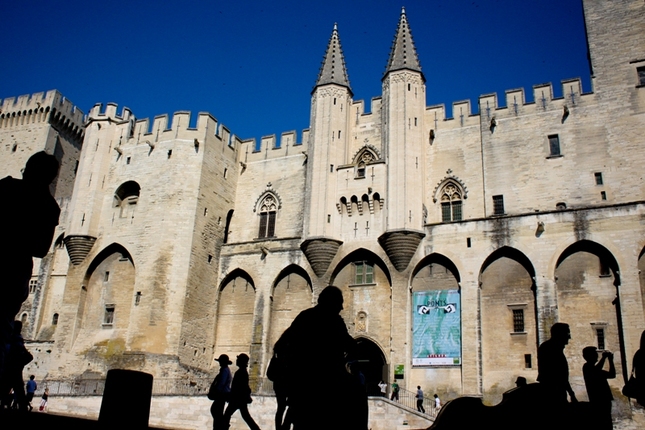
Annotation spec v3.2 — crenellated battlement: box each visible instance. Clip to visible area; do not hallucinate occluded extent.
[1,90,84,123]
[0,90,85,139]
[88,102,133,123]
[87,104,243,150]
[244,129,309,162]
[435,78,589,122]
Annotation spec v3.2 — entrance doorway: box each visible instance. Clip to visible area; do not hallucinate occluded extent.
[354,337,387,396]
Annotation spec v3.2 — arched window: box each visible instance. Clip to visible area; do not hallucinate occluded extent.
[52,313,59,325]
[440,182,462,222]
[114,181,141,207]
[258,194,277,239]
[114,181,141,219]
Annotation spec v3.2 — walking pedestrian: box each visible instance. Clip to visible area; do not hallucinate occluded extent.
[390,380,399,401]
[208,354,233,429]
[222,354,261,430]
[416,386,425,413]
[38,388,48,412]
[25,375,37,411]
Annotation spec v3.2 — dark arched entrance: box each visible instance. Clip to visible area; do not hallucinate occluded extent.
[354,337,387,396]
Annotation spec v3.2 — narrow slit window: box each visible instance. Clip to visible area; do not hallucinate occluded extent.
[548,134,561,156]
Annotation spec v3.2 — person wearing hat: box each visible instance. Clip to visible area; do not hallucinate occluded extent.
[222,353,261,430]
[208,354,233,430]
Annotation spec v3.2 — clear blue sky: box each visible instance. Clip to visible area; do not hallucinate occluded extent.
[1,0,590,142]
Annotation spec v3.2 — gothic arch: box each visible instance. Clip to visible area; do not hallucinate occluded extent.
[555,240,620,285]
[432,175,468,203]
[354,336,389,396]
[329,248,392,287]
[411,253,461,285]
[84,243,134,282]
[253,189,282,213]
[218,268,255,291]
[351,145,381,165]
[478,246,538,404]
[78,243,135,332]
[215,268,257,360]
[554,239,626,381]
[268,265,313,351]
[271,264,313,292]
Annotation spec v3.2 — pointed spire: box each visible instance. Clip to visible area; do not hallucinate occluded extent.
[384,7,424,81]
[314,23,352,95]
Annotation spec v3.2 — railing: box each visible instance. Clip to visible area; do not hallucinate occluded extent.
[41,377,438,418]
[41,377,272,397]
[388,387,438,418]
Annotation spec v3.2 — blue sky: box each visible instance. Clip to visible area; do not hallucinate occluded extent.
[1,0,590,142]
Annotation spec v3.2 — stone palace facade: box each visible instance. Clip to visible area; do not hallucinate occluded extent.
[1,0,644,406]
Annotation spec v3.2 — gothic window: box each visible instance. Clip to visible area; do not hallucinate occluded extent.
[258,194,277,239]
[354,261,374,285]
[352,147,378,180]
[440,183,463,222]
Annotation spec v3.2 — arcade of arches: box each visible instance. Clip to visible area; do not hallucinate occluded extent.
[57,239,645,406]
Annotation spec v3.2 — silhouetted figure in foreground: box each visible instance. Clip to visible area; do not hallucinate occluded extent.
[582,346,615,430]
[632,330,645,406]
[267,348,292,430]
[274,286,363,430]
[0,321,32,410]
[209,354,233,429]
[537,323,577,404]
[222,354,261,430]
[0,152,60,378]
[515,376,527,388]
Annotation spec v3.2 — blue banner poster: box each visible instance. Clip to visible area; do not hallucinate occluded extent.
[412,290,461,366]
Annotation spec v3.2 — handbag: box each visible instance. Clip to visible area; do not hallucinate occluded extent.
[623,374,639,398]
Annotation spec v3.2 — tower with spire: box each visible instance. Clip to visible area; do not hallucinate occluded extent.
[378,7,427,272]
[301,23,352,278]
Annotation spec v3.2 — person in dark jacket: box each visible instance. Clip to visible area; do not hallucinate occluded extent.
[221,354,261,430]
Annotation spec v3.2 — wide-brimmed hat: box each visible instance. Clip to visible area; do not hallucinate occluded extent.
[216,354,232,365]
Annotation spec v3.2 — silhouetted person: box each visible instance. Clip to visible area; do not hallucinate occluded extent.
[515,376,527,387]
[0,152,60,377]
[582,346,615,430]
[274,286,361,430]
[222,354,261,430]
[537,323,577,404]
[631,330,645,406]
[267,349,292,430]
[209,354,233,429]
[0,321,32,410]
[416,386,425,413]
